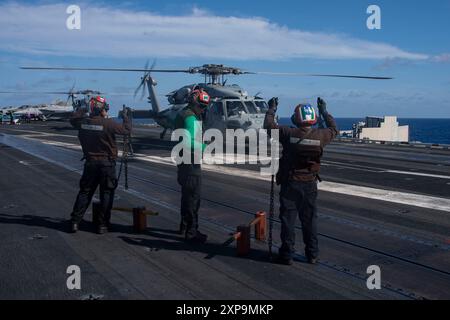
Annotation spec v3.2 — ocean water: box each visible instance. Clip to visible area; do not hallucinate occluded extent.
[279,118,450,145]
[128,117,450,145]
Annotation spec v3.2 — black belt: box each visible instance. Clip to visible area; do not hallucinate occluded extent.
[289,170,322,182]
[82,157,116,164]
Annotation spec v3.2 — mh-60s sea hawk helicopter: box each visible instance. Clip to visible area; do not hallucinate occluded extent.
[21,63,392,138]
[0,84,133,120]
[0,84,104,120]
[133,63,273,139]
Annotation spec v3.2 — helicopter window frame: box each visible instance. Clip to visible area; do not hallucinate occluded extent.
[244,101,259,114]
[254,100,269,113]
[225,100,248,118]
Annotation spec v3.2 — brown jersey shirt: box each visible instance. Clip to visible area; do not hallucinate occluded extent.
[70,110,131,161]
[264,107,338,182]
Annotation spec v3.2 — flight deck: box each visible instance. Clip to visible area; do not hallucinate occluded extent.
[1,122,449,300]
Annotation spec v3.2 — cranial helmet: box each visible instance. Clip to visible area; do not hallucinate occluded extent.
[291,104,317,127]
[89,96,109,114]
[188,88,210,108]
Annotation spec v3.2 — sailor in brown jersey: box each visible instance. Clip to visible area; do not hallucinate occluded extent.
[264,97,338,265]
[69,96,132,234]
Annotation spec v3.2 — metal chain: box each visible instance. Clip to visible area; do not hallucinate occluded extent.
[117,105,132,190]
[268,174,275,259]
[116,134,128,188]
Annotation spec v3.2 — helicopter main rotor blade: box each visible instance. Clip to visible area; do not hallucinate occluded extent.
[1,91,106,95]
[254,72,392,80]
[107,93,136,96]
[21,66,191,73]
[0,91,76,94]
[140,81,147,100]
[134,79,145,98]
[20,66,392,79]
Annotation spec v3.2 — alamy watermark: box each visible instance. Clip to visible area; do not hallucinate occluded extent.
[66,5,81,30]
[171,125,280,176]
[366,265,381,290]
[66,265,81,290]
[367,5,381,30]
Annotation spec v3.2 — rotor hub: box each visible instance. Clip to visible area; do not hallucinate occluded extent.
[188,64,244,76]
[187,64,247,85]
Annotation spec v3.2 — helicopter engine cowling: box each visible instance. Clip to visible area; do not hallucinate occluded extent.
[168,87,192,104]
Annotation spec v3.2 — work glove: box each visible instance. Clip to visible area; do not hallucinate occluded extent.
[317,97,328,116]
[268,97,279,112]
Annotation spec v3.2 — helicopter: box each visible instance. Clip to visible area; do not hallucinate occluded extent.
[129,63,273,138]
[21,63,392,138]
[0,86,106,120]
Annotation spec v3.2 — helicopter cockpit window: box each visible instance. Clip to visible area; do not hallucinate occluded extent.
[244,101,258,114]
[226,101,247,117]
[255,101,269,113]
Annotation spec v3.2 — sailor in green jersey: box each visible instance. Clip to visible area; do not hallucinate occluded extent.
[174,87,210,243]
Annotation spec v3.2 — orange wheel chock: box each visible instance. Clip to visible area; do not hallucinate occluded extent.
[254,211,267,241]
[132,207,147,233]
[233,211,267,256]
[236,225,251,256]
[92,203,158,233]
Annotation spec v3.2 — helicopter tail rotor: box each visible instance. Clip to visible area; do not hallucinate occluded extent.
[134,60,157,101]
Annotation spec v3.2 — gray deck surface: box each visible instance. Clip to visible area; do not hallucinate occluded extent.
[1,122,449,300]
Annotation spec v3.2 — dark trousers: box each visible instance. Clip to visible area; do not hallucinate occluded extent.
[177,165,201,237]
[71,160,117,226]
[279,180,319,260]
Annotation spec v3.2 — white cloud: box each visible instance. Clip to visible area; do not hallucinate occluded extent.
[432,54,450,63]
[375,57,414,70]
[0,2,430,61]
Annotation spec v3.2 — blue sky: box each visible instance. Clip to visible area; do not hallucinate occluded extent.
[0,0,449,118]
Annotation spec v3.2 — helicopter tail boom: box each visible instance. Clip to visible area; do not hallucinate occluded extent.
[146,76,161,114]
